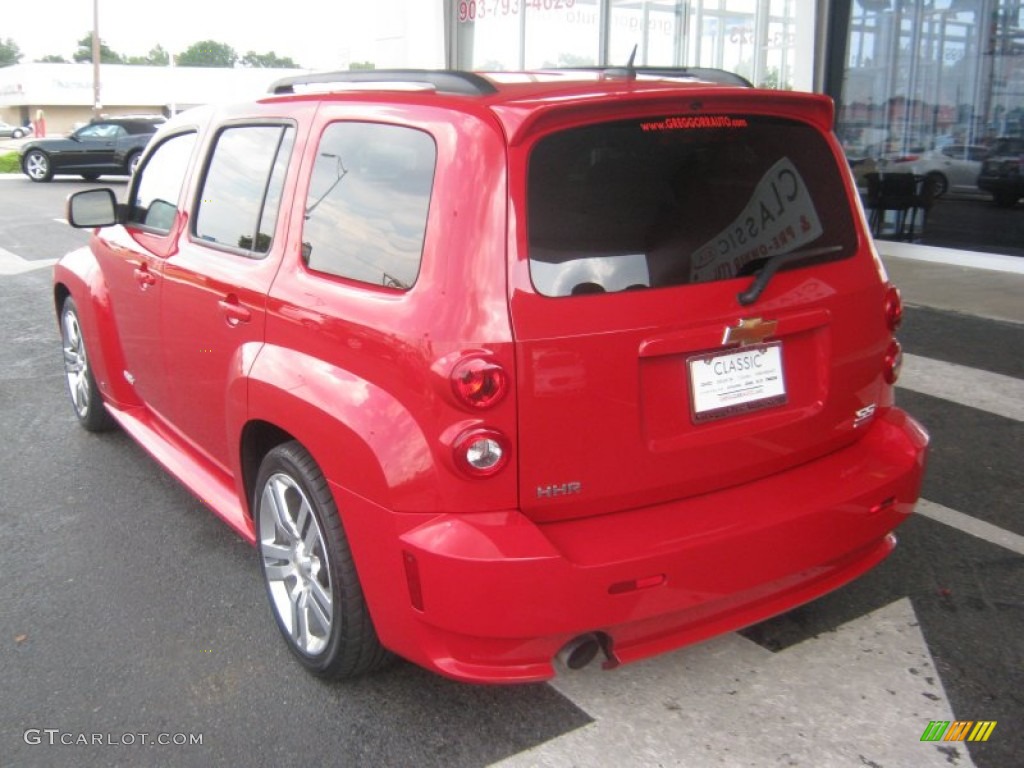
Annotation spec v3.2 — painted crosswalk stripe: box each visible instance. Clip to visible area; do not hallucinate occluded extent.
[916,499,1024,556]
[0,247,56,275]
[899,353,1024,423]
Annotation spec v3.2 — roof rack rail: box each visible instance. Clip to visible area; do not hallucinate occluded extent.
[550,66,753,88]
[269,69,498,96]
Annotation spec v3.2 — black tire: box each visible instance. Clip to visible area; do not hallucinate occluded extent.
[924,171,947,198]
[126,150,142,176]
[993,192,1019,209]
[23,149,53,182]
[255,441,390,679]
[59,297,116,432]
[12,128,25,139]
[80,173,101,181]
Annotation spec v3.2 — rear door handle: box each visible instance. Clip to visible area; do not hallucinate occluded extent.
[218,296,252,326]
[133,265,156,289]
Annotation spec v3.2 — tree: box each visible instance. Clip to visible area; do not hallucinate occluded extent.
[348,61,375,71]
[37,54,69,63]
[126,45,170,66]
[0,37,22,67]
[177,40,237,68]
[241,50,300,68]
[73,33,124,64]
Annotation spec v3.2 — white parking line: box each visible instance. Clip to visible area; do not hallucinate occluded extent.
[900,353,1024,423]
[0,247,55,275]
[495,599,969,768]
[916,499,1024,556]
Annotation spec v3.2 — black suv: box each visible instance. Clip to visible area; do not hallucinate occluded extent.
[20,115,165,182]
[977,137,1024,207]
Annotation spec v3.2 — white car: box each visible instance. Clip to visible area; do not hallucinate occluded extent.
[879,144,990,197]
[0,121,32,139]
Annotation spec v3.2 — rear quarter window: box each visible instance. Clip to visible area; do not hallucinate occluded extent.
[527,114,858,297]
[301,122,436,290]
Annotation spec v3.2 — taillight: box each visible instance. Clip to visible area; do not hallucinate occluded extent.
[885,286,903,331]
[884,286,904,384]
[450,357,508,410]
[453,428,509,477]
[884,339,903,384]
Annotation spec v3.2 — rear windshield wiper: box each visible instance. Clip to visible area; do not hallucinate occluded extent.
[736,245,843,306]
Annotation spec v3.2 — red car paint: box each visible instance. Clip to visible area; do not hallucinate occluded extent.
[55,69,927,683]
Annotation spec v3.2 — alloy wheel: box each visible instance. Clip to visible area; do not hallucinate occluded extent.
[259,472,334,656]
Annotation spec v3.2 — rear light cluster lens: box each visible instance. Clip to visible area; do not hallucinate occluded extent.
[885,286,904,331]
[884,286,904,384]
[453,428,509,476]
[446,355,511,477]
[451,357,508,410]
[884,339,903,384]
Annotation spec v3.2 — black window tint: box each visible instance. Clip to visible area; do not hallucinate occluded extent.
[78,123,124,140]
[302,122,436,290]
[128,132,197,234]
[194,125,295,255]
[527,115,858,297]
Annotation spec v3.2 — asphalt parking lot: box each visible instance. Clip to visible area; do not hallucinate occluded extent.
[1,175,1021,767]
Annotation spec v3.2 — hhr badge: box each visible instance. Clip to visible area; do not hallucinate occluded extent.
[537,482,582,499]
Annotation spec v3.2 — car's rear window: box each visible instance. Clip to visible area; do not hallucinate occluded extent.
[527,114,858,297]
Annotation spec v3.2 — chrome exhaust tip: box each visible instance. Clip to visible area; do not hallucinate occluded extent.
[556,633,602,671]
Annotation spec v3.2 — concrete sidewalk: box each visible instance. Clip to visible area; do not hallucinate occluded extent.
[876,241,1024,325]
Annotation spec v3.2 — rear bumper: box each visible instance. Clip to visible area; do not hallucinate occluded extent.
[339,407,928,683]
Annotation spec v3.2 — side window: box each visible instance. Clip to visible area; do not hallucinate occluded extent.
[194,124,295,256]
[128,132,197,234]
[302,122,436,290]
[77,124,124,140]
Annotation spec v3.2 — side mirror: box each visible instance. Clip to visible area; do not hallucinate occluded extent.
[66,188,119,228]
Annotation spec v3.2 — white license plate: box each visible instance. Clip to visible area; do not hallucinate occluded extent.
[688,343,787,423]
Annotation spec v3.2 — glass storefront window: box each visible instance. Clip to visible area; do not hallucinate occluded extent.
[608,1,686,66]
[836,0,1024,252]
[452,0,804,89]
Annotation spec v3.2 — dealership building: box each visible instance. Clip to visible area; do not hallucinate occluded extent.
[2,1,1020,145]
[2,0,1020,202]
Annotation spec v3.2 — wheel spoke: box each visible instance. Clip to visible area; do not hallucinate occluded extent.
[308,578,333,630]
[261,541,291,563]
[294,497,310,541]
[288,586,304,645]
[75,377,89,412]
[272,478,301,540]
[63,348,83,370]
[303,511,321,552]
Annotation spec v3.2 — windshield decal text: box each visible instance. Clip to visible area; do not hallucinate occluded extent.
[640,116,748,132]
[689,157,823,283]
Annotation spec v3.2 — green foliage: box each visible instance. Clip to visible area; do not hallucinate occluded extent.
[126,45,170,66]
[73,34,125,64]
[241,50,300,68]
[37,54,69,63]
[0,37,22,67]
[348,61,376,71]
[0,152,21,174]
[177,40,238,68]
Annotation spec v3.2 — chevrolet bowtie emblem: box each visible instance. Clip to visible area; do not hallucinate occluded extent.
[722,317,778,346]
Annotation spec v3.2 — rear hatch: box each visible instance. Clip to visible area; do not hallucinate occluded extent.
[508,96,890,522]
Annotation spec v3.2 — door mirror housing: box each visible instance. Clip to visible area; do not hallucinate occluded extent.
[66,188,120,228]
